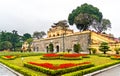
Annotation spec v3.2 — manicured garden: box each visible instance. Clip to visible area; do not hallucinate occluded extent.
[0,52,120,76]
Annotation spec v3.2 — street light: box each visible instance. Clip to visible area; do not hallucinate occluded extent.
[62,27,67,52]
[21,57,24,64]
[63,33,65,52]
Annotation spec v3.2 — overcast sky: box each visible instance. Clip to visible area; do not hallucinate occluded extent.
[0,0,120,37]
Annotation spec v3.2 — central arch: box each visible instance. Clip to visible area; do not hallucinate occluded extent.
[56,45,59,52]
[46,46,49,53]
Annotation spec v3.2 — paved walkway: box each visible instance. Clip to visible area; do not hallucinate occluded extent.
[84,64,120,76]
[0,63,23,76]
[0,63,17,76]
[93,65,120,76]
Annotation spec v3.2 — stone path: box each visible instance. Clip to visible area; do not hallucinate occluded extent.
[0,63,18,76]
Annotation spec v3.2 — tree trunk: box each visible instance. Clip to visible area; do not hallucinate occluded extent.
[104,51,106,54]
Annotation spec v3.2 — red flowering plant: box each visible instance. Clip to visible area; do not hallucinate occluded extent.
[79,54,89,57]
[41,53,60,59]
[1,55,17,60]
[63,54,80,57]
[28,62,91,70]
[111,55,120,60]
[25,62,94,75]
[43,53,59,57]
[61,53,89,60]
[41,53,89,60]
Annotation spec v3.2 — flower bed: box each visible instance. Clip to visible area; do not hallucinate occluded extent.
[41,53,60,60]
[24,62,94,75]
[63,54,80,57]
[97,54,111,57]
[1,55,17,60]
[43,53,59,57]
[28,62,91,70]
[111,55,120,60]
[62,61,120,76]
[61,54,89,60]
[41,53,89,60]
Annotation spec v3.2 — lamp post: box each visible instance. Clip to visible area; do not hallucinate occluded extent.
[63,33,65,52]
[21,57,24,64]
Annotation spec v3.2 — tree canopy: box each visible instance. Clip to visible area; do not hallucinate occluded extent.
[68,3,111,32]
[33,31,46,39]
[68,3,102,31]
[0,41,12,50]
[22,33,31,41]
[73,43,82,53]
[0,30,20,51]
[92,18,111,33]
[99,42,110,54]
[0,30,32,51]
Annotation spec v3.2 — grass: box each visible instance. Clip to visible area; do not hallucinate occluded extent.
[0,52,119,76]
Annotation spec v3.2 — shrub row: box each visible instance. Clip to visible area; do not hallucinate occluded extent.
[0,59,38,76]
[24,62,94,76]
[41,56,82,60]
[41,57,60,60]
[62,61,120,76]
[60,56,82,60]
[41,55,89,60]
[0,52,44,57]
[41,53,89,60]
[97,54,110,57]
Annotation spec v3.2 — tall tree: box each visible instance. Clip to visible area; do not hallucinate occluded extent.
[68,3,103,31]
[33,31,46,39]
[22,33,31,41]
[92,19,111,33]
[12,30,20,51]
[0,41,12,50]
[0,30,22,51]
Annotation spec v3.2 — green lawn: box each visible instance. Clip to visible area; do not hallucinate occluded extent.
[0,52,119,76]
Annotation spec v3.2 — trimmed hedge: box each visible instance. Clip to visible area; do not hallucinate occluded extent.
[41,57,82,60]
[0,52,44,57]
[40,56,60,60]
[62,61,120,76]
[0,59,38,76]
[24,63,94,76]
[97,54,110,57]
[60,56,82,60]
[41,53,89,60]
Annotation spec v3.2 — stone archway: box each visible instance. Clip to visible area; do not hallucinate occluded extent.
[36,47,39,52]
[46,46,49,53]
[56,45,59,52]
